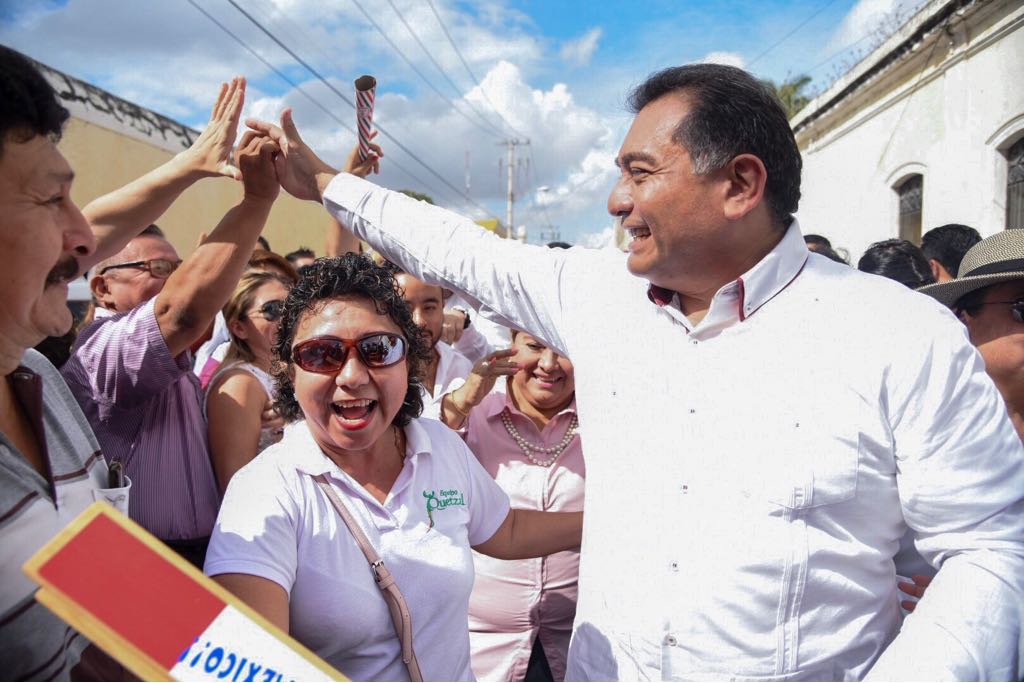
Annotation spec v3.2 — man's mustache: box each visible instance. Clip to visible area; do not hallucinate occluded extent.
[45,256,80,286]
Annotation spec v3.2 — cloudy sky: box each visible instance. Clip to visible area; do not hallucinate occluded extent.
[1,0,926,246]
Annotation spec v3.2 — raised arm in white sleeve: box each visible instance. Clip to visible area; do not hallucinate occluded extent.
[866,316,1024,681]
[322,174,576,356]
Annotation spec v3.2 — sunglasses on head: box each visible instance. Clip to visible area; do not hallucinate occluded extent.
[291,333,408,374]
[974,298,1024,323]
[247,299,286,323]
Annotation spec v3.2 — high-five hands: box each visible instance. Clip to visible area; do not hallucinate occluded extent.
[246,108,338,202]
[235,132,281,205]
[246,108,384,200]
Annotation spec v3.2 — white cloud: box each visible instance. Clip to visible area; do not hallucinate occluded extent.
[1,0,619,236]
[579,224,619,249]
[699,51,747,69]
[826,0,930,52]
[559,27,603,68]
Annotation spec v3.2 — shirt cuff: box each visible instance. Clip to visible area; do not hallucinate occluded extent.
[322,173,374,214]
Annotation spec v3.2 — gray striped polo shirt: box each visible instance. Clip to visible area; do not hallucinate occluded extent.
[1,349,107,680]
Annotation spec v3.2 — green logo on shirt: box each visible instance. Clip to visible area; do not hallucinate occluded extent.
[423,488,465,528]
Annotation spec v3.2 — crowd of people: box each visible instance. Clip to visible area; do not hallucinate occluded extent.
[1,43,1023,682]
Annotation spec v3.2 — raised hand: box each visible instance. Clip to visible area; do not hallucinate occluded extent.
[441,309,467,345]
[247,108,337,202]
[342,130,383,178]
[180,77,246,180]
[460,348,520,407]
[235,132,281,205]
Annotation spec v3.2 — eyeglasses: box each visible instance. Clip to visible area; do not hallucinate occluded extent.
[291,334,408,374]
[99,258,181,278]
[245,299,286,323]
[973,299,1024,323]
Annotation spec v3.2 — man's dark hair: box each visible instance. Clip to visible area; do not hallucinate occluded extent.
[921,224,981,277]
[547,241,572,249]
[256,235,271,252]
[627,64,802,227]
[141,223,164,238]
[0,46,69,158]
[285,247,316,264]
[272,253,432,425]
[803,234,831,248]
[812,244,848,265]
[857,239,936,289]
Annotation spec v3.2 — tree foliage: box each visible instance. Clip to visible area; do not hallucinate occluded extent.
[399,189,435,204]
[763,74,814,119]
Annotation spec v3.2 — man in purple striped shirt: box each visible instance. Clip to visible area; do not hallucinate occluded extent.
[61,88,282,568]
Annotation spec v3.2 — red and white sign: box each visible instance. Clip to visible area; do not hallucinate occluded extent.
[23,502,345,681]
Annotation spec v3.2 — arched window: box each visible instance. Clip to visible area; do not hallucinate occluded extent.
[896,174,923,243]
[1008,137,1024,229]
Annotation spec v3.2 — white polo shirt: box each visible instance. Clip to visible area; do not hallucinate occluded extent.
[205,417,511,681]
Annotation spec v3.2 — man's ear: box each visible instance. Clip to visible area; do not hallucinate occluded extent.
[722,154,768,222]
[90,274,113,308]
[930,259,953,283]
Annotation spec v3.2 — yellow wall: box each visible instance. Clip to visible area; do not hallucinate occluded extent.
[59,117,332,258]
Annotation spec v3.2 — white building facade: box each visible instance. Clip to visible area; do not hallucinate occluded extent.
[792,0,1024,262]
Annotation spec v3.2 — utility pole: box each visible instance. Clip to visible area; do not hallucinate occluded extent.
[499,139,528,240]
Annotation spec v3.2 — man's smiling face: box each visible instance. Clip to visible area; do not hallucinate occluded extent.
[608,94,727,293]
[0,133,93,355]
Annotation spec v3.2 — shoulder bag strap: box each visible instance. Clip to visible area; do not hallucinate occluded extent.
[311,473,424,682]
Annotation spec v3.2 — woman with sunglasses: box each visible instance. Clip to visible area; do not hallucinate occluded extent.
[204,255,582,681]
[204,271,291,493]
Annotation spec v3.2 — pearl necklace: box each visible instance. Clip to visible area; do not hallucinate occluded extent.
[501,411,578,467]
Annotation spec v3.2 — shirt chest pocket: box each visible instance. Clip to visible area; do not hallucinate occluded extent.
[737,402,862,511]
[762,426,860,509]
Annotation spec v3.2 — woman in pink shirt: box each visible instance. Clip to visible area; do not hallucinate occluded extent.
[442,331,584,682]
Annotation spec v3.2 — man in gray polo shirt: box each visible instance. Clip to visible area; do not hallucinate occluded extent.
[0,46,253,679]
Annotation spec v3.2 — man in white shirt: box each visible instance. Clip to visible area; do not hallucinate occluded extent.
[377,259,474,419]
[249,66,1024,681]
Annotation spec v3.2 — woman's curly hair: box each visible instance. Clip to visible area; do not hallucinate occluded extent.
[272,253,432,426]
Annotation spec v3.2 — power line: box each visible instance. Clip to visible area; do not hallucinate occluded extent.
[806,31,878,75]
[424,0,528,139]
[223,0,499,219]
[186,0,444,201]
[382,0,509,138]
[346,0,506,139]
[748,0,842,68]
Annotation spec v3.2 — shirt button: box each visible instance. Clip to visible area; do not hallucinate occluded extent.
[669,561,679,572]
[680,484,689,494]
[691,339,698,346]
[665,634,678,647]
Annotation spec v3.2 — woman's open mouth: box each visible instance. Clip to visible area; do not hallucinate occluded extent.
[331,399,377,429]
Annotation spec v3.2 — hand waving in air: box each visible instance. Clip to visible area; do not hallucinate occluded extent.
[181,76,247,180]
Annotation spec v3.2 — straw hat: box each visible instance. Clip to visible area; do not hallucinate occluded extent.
[918,229,1024,307]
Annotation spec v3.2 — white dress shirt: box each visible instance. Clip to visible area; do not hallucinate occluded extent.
[323,174,1024,681]
[448,291,510,363]
[419,341,474,420]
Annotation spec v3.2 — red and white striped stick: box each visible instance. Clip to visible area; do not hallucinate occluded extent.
[355,75,377,162]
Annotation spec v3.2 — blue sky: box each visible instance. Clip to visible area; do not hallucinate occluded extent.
[0,0,924,246]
